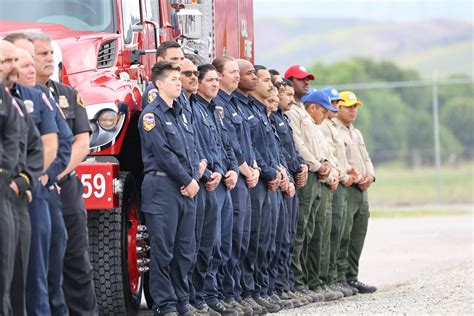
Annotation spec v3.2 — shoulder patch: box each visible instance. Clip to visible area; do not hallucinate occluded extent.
[76,94,86,108]
[143,113,156,131]
[147,89,158,104]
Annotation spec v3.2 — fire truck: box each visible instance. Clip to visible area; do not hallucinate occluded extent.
[0,0,254,314]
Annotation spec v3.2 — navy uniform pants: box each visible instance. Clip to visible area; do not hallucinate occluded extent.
[191,181,218,308]
[26,184,52,316]
[10,192,31,316]
[205,182,233,305]
[47,186,68,316]
[142,174,196,314]
[268,191,289,296]
[59,175,97,316]
[0,180,16,316]
[221,176,251,302]
[241,180,271,299]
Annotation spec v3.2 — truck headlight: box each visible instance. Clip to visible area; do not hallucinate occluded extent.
[98,110,119,130]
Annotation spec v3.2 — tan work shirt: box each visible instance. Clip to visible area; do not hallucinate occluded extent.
[315,123,338,185]
[286,102,325,173]
[333,117,375,179]
[321,118,351,179]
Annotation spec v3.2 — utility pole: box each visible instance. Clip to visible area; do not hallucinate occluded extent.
[432,72,443,205]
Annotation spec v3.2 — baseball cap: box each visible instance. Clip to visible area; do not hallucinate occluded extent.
[321,87,343,102]
[301,90,338,112]
[284,65,315,80]
[338,91,364,107]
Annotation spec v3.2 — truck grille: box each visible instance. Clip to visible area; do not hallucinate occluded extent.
[97,41,116,68]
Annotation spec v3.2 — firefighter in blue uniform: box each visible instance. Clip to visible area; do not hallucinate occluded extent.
[269,80,308,304]
[212,57,260,315]
[139,61,200,316]
[0,80,21,316]
[10,76,59,316]
[234,60,282,314]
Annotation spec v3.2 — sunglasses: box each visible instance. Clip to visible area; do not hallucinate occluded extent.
[181,70,199,78]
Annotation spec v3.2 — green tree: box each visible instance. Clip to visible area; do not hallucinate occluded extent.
[441,97,474,158]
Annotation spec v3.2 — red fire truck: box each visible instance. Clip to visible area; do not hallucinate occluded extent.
[0,0,254,314]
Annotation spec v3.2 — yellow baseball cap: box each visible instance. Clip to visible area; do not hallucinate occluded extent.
[338,91,364,107]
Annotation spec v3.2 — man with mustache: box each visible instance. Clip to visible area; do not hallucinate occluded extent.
[269,79,309,307]
[0,45,21,316]
[26,30,97,316]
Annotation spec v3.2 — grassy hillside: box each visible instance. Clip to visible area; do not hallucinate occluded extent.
[255,18,473,78]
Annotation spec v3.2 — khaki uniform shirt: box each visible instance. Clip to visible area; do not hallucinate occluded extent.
[315,123,338,185]
[333,117,375,179]
[321,118,351,182]
[286,102,324,173]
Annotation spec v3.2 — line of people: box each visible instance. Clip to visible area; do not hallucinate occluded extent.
[140,41,377,316]
[0,32,97,316]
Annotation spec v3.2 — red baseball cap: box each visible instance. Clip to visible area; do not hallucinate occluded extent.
[284,65,315,80]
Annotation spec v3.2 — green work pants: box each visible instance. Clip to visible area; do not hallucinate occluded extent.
[327,184,348,284]
[307,184,331,289]
[336,185,369,282]
[291,172,321,290]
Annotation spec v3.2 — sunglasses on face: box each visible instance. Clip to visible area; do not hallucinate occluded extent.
[181,70,199,78]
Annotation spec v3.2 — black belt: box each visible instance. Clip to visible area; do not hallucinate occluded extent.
[146,171,168,177]
[57,170,76,185]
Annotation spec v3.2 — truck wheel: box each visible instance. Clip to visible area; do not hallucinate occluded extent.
[88,172,149,315]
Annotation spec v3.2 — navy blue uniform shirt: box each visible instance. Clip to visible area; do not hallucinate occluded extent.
[142,82,159,110]
[271,110,304,174]
[233,91,278,181]
[0,83,21,181]
[215,89,255,169]
[193,94,225,180]
[139,94,199,187]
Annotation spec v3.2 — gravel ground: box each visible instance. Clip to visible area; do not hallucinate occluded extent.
[140,214,474,315]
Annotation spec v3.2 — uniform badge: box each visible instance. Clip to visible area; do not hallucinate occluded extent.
[147,89,158,104]
[216,106,224,120]
[24,100,34,113]
[182,113,188,125]
[143,113,156,131]
[76,94,86,108]
[58,95,69,108]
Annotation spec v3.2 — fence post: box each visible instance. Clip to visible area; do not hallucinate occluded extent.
[432,72,443,205]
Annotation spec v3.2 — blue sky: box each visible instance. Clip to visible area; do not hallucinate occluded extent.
[254,0,473,22]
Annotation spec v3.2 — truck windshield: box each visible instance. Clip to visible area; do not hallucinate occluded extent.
[0,0,114,33]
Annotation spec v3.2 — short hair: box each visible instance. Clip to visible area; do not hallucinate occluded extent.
[156,41,182,59]
[3,33,32,44]
[212,56,235,74]
[151,61,180,83]
[283,78,293,87]
[24,31,52,43]
[269,69,280,77]
[184,54,199,66]
[197,63,217,82]
[254,65,267,76]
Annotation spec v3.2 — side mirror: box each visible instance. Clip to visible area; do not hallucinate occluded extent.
[177,8,202,40]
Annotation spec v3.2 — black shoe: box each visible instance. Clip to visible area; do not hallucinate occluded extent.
[348,280,377,294]
[311,286,341,301]
[253,296,281,313]
[337,281,359,295]
[226,299,253,316]
[208,302,239,315]
[194,303,220,315]
[294,290,313,303]
[241,297,264,314]
[282,291,306,307]
[269,294,293,309]
[302,289,324,303]
[328,283,353,297]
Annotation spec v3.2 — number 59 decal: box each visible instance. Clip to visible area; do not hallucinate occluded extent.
[81,173,106,199]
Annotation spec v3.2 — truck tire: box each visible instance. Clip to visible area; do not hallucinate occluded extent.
[88,172,147,315]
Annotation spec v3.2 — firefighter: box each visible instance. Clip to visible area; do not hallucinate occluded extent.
[138,61,200,316]
[1,39,61,316]
[260,86,296,310]
[300,90,343,301]
[234,60,281,314]
[190,63,241,315]
[0,51,21,316]
[269,79,309,307]
[212,56,259,315]
[9,33,75,314]
[283,65,326,304]
[26,31,98,315]
[142,40,186,108]
[320,87,360,296]
[334,91,377,294]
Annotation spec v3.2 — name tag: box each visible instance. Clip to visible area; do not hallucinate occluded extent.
[279,122,285,126]
[232,112,238,117]
[165,122,173,126]
[247,115,254,120]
